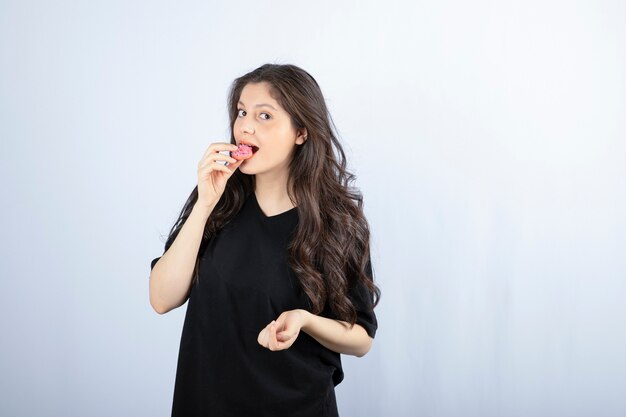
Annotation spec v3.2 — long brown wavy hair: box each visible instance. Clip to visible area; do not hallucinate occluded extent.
[160,63,380,327]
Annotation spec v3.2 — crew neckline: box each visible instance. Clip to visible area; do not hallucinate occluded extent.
[251,191,298,219]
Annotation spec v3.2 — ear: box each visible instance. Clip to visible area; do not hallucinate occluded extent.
[295,128,308,145]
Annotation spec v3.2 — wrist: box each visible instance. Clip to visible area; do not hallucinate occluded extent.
[298,309,313,332]
[192,201,215,219]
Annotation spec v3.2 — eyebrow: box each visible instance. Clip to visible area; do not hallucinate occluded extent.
[237,101,278,111]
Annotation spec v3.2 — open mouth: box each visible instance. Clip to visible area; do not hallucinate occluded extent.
[231,143,259,160]
[239,142,259,154]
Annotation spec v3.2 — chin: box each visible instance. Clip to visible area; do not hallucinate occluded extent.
[238,161,256,175]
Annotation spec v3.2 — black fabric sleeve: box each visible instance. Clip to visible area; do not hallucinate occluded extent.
[348,255,378,339]
[150,256,161,271]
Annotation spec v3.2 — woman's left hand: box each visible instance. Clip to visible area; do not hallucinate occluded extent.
[257,309,307,351]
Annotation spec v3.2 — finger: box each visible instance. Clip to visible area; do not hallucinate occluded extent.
[273,318,285,337]
[274,315,286,331]
[259,321,273,348]
[202,143,238,160]
[274,328,290,349]
[260,329,269,347]
[200,152,237,167]
[277,331,292,342]
[214,152,238,165]
[272,315,286,340]
[208,162,232,174]
[225,158,244,169]
[269,322,279,351]
[258,327,267,347]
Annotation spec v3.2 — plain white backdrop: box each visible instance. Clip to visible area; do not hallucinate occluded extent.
[1,0,625,416]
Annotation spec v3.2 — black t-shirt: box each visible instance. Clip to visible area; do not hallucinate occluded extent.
[150,192,378,417]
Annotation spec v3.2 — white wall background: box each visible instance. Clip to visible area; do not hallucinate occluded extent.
[1,0,625,416]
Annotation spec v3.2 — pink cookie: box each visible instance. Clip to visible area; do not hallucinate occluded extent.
[231,143,257,160]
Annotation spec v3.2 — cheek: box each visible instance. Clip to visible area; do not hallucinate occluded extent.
[266,138,294,158]
[271,127,298,149]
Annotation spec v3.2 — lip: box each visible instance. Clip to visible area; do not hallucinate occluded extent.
[237,139,260,153]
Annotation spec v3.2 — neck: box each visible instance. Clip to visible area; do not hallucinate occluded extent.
[254,170,296,210]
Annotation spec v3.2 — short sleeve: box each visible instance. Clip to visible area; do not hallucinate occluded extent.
[348,256,378,339]
[150,256,161,271]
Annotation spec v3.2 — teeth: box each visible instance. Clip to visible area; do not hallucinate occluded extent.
[240,143,259,152]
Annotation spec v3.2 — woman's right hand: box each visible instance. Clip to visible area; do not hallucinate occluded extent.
[196,142,244,210]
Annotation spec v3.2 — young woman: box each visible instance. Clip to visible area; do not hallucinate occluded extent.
[149,63,381,417]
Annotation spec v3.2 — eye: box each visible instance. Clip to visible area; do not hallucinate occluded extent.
[237,109,246,117]
[259,112,272,120]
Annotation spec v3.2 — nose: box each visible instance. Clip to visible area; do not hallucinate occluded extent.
[242,125,255,134]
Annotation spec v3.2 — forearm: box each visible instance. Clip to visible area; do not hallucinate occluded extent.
[149,203,215,314]
[299,309,373,357]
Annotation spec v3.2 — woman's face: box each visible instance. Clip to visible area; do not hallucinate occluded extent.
[233,81,307,176]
